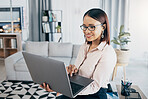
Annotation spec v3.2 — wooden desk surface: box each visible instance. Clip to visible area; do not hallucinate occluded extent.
[116,85,147,99]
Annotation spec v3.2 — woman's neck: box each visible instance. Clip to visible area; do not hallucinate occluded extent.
[91,37,101,47]
[88,38,101,52]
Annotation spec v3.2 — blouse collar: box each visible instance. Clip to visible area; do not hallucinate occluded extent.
[85,41,107,52]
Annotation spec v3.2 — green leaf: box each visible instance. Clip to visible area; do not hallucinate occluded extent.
[119,33,124,39]
[120,33,130,38]
[111,39,120,45]
[120,25,124,33]
[126,37,130,39]
[113,37,118,40]
[122,39,131,44]
[56,25,61,29]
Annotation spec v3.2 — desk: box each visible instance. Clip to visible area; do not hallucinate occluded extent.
[116,85,147,99]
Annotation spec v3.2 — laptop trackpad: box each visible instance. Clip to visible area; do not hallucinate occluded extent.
[69,75,94,86]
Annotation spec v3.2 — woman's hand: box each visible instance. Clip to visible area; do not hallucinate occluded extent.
[66,64,78,76]
[40,83,60,96]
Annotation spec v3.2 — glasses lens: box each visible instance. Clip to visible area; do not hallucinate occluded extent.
[80,25,87,31]
[88,26,95,31]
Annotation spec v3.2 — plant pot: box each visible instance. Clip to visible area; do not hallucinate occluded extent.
[42,16,48,22]
[57,28,61,33]
[115,49,130,64]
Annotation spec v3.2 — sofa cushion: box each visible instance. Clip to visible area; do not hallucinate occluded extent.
[14,58,29,72]
[70,58,77,65]
[48,42,73,57]
[16,71,32,81]
[26,41,48,56]
[72,45,81,58]
[48,57,71,66]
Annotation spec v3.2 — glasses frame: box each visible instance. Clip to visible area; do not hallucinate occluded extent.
[80,24,103,31]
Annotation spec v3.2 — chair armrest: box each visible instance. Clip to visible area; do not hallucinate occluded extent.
[5,51,23,80]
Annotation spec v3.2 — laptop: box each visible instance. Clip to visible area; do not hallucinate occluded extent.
[22,52,93,98]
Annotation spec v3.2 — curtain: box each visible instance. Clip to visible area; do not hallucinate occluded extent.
[102,0,130,48]
[28,0,51,41]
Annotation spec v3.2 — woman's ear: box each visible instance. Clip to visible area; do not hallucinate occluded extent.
[102,24,106,30]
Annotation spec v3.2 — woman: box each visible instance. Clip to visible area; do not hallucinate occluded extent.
[40,8,117,99]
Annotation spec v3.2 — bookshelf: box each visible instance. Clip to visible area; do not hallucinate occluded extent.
[42,10,62,42]
[0,7,22,33]
[0,33,22,59]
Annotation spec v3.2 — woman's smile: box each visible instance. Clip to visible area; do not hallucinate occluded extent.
[85,34,93,38]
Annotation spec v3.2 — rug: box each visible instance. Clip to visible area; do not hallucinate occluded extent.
[0,80,56,99]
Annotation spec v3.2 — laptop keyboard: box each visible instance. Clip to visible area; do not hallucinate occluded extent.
[70,82,84,95]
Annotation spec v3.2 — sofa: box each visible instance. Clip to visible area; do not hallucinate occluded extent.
[5,41,81,81]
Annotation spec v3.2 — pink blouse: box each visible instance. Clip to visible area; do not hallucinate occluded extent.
[74,41,117,95]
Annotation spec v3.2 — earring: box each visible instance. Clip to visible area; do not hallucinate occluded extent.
[101,31,104,38]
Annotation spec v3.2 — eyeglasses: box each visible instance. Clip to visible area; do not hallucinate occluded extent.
[80,24,103,31]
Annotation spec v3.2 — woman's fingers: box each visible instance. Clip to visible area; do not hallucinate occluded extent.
[67,65,78,76]
[66,64,72,74]
[40,83,53,92]
[70,65,74,76]
[43,83,46,89]
[40,83,61,96]
[47,84,54,92]
[46,84,50,91]
[66,66,70,74]
[70,65,78,76]
[40,84,43,88]
[56,92,61,96]
[74,68,78,74]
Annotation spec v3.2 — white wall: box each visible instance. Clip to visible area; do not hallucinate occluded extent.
[51,0,102,44]
[129,0,148,61]
[0,0,29,41]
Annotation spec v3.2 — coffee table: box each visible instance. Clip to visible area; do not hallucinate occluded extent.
[116,85,147,99]
[0,80,57,99]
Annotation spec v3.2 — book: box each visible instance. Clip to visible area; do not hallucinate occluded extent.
[42,23,51,33]
[45,23,50,33]
[0,39,3,48]
[11,39,17,48]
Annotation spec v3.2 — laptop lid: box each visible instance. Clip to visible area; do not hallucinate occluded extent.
[23,52,73,98]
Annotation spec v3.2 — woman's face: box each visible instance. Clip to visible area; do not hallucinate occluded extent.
[83,15,103,42]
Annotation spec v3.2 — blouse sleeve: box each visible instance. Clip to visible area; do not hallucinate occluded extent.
[78,45,117,95]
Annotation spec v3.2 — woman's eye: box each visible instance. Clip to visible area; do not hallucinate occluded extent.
[83,26,87,28]
[89,26,95,29]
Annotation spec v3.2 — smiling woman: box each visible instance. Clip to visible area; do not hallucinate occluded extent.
[80,9,110,52]
[41,8,117,99]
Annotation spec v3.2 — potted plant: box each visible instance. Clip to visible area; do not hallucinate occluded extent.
[56,25,61,33]
[42,11,48,22]
[111,25,131,64]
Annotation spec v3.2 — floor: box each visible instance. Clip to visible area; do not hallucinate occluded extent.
[0,60,148,98]
[113,61,148,98]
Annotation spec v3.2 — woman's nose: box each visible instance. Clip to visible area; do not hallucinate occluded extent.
[84,28,91,34]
